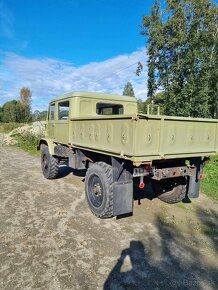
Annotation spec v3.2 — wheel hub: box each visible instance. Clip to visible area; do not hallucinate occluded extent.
[93,183,102,196]
[88,175,104,208]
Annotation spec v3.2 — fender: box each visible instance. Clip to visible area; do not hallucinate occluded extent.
[38,138,55,155]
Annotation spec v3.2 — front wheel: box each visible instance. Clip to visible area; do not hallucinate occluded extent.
[41,147,59,179]
[85,162,113,218]
[152,177,187,204]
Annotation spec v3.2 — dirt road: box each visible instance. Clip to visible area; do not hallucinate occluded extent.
[0,146,217,290]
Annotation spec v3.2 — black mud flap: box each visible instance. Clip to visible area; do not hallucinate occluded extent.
[112,157,133,217]
[113,181,133,216]
[188,158,202,198]
[188,175,200,198]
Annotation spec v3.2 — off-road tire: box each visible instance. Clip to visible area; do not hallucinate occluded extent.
[41,147,59,179]
[153,177,187,204]
[85,162,113,218]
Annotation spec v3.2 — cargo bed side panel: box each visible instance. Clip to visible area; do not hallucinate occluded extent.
[70,119,134,156]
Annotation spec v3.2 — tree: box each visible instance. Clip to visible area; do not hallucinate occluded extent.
[0,106,3,122]
[39,111,48,121]
[2,100,19,122]
[20,87,32,122]
[141,0,218,118]
[144,92,166,115]
[20,87,32,107]
[142,0,163,100]
[137,99,145,113]
[0,99,32,123]
[123,82,135,98]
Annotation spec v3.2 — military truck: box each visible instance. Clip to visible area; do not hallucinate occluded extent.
[38,92,218,218]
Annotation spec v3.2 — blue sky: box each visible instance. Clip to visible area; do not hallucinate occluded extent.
[0,0,154,111]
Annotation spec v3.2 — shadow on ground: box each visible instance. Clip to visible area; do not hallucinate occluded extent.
[58,165,86,179]
[195,207,218,253]
[104,213,218,290]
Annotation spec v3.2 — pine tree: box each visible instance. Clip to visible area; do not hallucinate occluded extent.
[123,82,135,98]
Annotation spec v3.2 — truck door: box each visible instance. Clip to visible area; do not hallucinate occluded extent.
[47,103,55,139]
[55,100,70,144]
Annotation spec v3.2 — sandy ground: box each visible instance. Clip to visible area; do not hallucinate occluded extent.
[0,146,217,290]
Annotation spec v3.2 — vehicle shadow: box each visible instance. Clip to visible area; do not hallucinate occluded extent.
[103,216,218,290]
[57,166,86,179]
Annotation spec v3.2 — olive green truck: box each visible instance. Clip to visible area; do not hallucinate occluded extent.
[38,92,218,218]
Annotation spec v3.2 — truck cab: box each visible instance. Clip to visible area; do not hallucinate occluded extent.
[45,92,137,145]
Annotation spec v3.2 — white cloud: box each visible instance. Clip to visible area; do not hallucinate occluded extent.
[0,48,148,111]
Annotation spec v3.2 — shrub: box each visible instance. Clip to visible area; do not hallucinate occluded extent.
[12,132,42,155]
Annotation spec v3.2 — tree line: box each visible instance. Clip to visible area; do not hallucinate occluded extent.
[0,87,32,123]
[0,88,47,123]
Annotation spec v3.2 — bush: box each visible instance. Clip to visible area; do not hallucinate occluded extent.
[12,132,42,155]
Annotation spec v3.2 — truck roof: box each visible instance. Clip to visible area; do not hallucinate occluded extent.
[51,91,137,103]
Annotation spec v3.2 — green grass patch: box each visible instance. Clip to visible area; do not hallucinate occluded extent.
[158,213,173,225]
[176,202,193,212]
[0,122,24,133]
[201,156,218,202]
[12,132,42,156]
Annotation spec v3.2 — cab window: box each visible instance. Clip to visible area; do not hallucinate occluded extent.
[96,103,123,115]
[49,103,55,120]
[58,101,70,120]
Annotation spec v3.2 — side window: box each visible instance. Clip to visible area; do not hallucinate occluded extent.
[49,103,55,120]
[58,101,70,120]
[96,103,124,115]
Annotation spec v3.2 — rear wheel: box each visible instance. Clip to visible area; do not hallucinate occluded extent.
[41,147,59,179]
[153,177,187,204]
[85,162,113,218]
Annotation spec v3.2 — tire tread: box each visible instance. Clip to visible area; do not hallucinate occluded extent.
[41,147,59,179]
[85,162,113,218]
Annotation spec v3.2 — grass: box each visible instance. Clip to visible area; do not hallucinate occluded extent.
[176,202,193,212]
[0,122,24,133]
[12,132,42,156]
[201,156,218,202]
[158,213,175,225]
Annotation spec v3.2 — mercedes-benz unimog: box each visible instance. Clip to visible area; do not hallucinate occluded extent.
[38,92,218,218]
